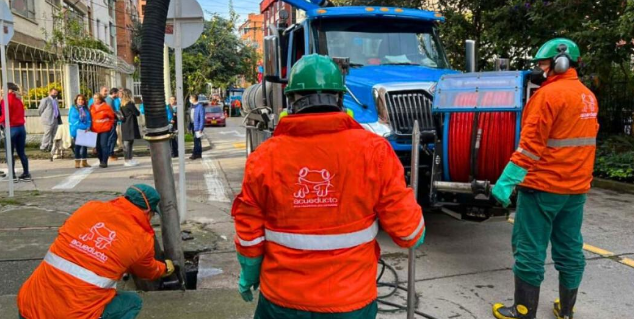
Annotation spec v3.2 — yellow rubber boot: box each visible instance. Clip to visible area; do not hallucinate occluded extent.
[553,284,578,319]
[492,276,539,319]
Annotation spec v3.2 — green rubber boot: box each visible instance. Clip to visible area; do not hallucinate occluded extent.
[553,284,578,319]
[492,276,540,319]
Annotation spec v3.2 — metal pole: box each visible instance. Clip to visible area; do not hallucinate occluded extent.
[407,121,420,319]
[465,39,476,73]
[174,0,186,223]
[163,45,172,102]
[1,20,15,197]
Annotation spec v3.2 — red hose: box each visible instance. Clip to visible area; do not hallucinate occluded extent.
[447,91,516,183]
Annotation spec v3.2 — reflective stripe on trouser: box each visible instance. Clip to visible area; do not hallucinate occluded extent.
[44,251,118,289]
[512,189,586,289]
[255,294,378,319]
[547,137,596,147]
[265,220,379,251]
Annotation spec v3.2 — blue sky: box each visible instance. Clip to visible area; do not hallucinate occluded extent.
[198,0,262,24]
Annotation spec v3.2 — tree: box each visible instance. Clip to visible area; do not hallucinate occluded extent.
[169,13,260,98]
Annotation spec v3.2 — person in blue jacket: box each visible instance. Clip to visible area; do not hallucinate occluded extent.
[190,94,205,160]
[69,94,92,169]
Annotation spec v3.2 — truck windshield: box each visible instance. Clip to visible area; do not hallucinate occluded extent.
[313,18,449,69]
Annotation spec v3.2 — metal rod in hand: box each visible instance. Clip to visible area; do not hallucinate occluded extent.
[407,121,420,319]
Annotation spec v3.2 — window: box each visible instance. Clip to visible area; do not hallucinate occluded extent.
[110,22,115,48]
[11,0,36,20]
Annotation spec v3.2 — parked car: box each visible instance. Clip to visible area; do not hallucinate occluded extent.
[205,106,226,127]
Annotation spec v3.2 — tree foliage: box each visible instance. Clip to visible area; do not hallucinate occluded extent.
[327,0,634,83]
[45,9,111,53]
[170,14,260,97]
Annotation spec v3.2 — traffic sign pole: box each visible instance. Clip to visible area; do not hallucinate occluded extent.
[1,19,14,197]
[174,0,187,223]
[165,0,204,222]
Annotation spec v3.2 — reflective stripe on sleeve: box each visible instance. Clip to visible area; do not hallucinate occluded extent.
[237,236,265,247]
[44,251,117,289]
[517,147,540,161]
[547,137,596,148]
[265,220,379,251]
[400,216,425,241]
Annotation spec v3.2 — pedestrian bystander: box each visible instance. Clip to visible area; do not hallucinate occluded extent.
[120,89,141,167]
[167,96,178,157]
[90,94,116,168]
[89,86,110,109]
[106,88,122,161]
[69,94,92,169]
[0,83,31,181]
[38,88,61,153]
[190,94,205,160]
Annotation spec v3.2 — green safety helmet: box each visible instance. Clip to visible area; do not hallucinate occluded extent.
[125,184,161,214]
[532,38,581,74]
[285,54,346,95]
[285,55,346,114]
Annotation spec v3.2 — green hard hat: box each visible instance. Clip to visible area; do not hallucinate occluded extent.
[125,184,161,214]
[285,54,346,95]
[532,38,581,62]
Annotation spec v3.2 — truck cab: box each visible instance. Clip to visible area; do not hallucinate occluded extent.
[244,1,531,220]
[276,6,455,148]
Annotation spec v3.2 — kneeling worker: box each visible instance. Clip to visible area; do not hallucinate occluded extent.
[232,54,426,318]
[18,184,175,319]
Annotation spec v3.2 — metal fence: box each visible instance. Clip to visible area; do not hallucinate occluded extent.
[79,63,112,99]
[593,81,634,136]
[3,44,65,109]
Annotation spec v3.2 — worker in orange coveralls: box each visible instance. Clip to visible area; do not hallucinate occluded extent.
[17,184,175,319]
[232,54,426,319]
[492,38,599,319]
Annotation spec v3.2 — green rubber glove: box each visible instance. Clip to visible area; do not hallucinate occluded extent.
[237,253,263,302]
[492,162,528,208]
[414,228,426,248]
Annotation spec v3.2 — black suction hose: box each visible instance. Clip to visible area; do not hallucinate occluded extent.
[140,0,170,135]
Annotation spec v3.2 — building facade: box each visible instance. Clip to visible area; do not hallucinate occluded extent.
[260,0,297,37]
[238,13,264,55]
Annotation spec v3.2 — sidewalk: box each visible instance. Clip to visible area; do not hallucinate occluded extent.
[0,130,252,319]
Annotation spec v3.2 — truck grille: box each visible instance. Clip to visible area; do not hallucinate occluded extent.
[386,91,435,135]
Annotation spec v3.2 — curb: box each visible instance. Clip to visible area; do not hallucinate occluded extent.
[592,178,634,194]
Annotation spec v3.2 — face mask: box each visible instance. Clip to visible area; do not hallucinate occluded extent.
[529,65,548,86]
[51,94,57,98]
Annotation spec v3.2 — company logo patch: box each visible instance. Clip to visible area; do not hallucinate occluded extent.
[69,222,117,263]
[293,167,339,208]
[580,93,597,119]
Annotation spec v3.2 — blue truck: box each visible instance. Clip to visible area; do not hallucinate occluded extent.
[241,0,536,220]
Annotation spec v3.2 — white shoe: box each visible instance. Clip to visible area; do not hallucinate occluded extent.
[124,160,139,167]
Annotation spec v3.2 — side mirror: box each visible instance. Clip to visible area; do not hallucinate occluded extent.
[264,36,286,83]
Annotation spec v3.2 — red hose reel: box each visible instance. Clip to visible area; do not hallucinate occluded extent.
[447,92,517,183]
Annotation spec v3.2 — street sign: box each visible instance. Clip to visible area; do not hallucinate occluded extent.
[164,0,204,49]
[0,2,14,196]
[0,1,14,45]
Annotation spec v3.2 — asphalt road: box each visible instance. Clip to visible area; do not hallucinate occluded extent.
[1,117,633,318]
